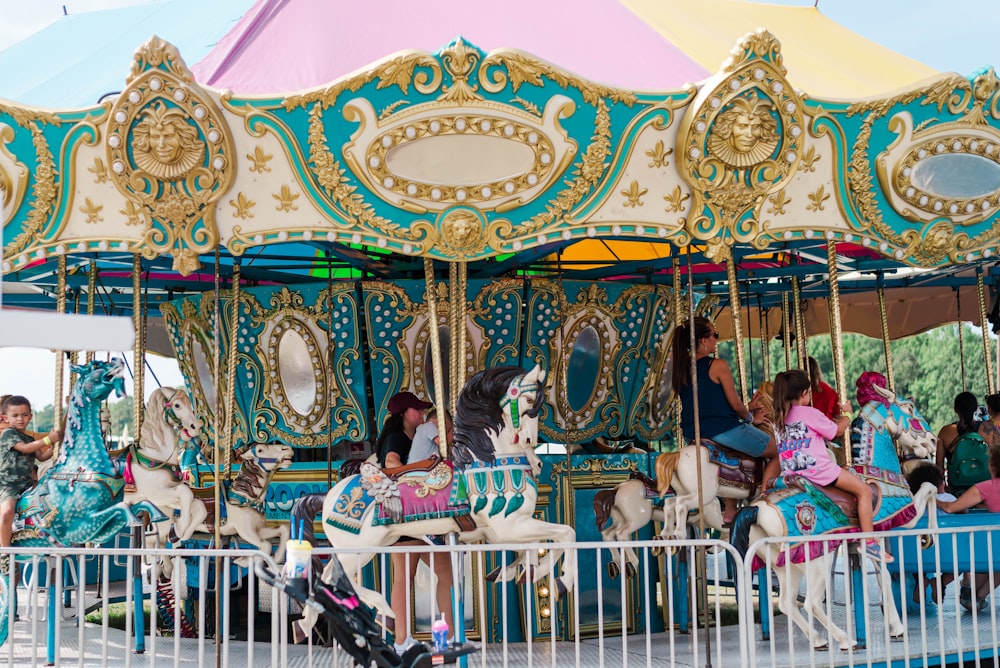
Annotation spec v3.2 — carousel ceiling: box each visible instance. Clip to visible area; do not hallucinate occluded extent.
[1,2,999,341]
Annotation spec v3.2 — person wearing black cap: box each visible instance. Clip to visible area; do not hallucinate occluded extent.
[376,391,454,654]
[378,391,433,469]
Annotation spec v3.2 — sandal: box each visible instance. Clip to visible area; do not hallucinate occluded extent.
[960,586,974,611]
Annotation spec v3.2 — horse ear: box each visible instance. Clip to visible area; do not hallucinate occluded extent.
[872,384,894,401]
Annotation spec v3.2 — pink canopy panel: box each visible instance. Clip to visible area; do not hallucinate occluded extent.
[191,0,710,94]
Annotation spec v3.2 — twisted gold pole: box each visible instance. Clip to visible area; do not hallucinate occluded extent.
[826,241,850,465]
[876,280,895,392]
[131,255,143,442]
[761,303,770,384]
[725,247,748,403]
[448,262,459,414]
[224,263,240,481]
[457,261,468,396]
[792,276,806,369]
[54,255,67,431]
[86,259,96,365]
[673,257,684,447]
[979,268,996,395]
[781,291,791,371]
[425,258,449,456]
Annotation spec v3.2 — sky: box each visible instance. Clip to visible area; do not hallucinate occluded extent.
[1,0,999,410]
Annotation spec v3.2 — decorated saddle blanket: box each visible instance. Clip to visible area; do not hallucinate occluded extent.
[758,464,915,566]
[327,460,470,534]
[704,440,761,491]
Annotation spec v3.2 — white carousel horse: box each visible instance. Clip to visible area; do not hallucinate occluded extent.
[290,365,577,640]
[594,473,724,579]
[597,382,774,557]
[154,443,294,577]
[123,387,207,542]
[731,383,939,650]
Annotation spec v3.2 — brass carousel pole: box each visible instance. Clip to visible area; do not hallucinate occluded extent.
[132,256,145,446]
[758,297,770,387]
[86,259,97,365]
[424,258,449,456]
[686,248,710,662]
[212,250,222,666]
[725,248,749,403]
[875,274,895,393]
[53,256,67,441]
[457,261,468,396]
[825,241,850,465]
[957,288,968,392]
[672,257,684,448]
[224,262,241,484]
[978,268,997,395]
[781,291,792,371]
[791,276,807,369]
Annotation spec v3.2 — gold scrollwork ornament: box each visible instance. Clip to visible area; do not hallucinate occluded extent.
[677,29,803,246]
[105,37,235,275]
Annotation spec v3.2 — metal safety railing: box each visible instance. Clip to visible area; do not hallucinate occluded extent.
[2,519,1000,667]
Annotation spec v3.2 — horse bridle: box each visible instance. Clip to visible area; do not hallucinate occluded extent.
[501,375,542,430]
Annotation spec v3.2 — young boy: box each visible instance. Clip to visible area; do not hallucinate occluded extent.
[0,396,60,550]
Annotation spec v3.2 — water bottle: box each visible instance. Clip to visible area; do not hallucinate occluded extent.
[282,539,313,597]
[431,613,449,652]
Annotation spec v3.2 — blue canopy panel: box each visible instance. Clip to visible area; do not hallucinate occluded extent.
[0,0,255,108]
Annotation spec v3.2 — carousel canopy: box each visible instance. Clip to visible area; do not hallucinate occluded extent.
[2,1,999,339]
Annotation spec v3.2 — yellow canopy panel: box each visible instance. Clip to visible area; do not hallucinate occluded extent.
[623,0,939,99]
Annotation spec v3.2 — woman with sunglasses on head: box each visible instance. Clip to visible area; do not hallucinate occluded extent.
[670,317,779,524]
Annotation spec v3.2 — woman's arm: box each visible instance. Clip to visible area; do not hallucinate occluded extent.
[938,485,983,514]
[708,359,750,420]
[936,424,957,470]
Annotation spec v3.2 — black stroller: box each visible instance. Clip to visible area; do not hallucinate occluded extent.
[254,553,477,668]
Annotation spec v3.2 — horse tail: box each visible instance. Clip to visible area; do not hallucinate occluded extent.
[655,452,680,497]
[290,493,327,548]
[594,489,616,532]
[730,505,758,558]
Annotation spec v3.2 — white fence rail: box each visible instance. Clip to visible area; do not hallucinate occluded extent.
[2,521,999,667]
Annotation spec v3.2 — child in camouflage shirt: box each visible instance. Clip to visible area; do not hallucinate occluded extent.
[0,396,60,551]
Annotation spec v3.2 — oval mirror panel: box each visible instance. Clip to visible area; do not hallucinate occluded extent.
[423,326,451,408]
[566,325,601,413]
[191,335,217,409]
[911,153,1000,199]
[278,328,318,415]
[386,135,536,186]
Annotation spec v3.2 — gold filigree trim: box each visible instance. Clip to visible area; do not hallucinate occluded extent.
[478,52,637,107]
[517,100,611,234]
[5,124,57,258]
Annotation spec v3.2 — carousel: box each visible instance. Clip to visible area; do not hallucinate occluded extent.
[3,0,1000,664]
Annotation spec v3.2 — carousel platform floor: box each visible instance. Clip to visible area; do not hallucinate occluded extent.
[0,582,995,667]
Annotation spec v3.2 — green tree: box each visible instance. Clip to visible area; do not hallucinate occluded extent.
[721,323,993,434]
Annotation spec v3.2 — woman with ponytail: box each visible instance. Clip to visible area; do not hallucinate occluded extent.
[670,317,777,523]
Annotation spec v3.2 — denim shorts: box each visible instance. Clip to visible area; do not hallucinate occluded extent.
[709,421,770,457]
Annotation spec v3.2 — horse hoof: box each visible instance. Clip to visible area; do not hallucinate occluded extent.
[607,563,620,580]
[291,621,308,644]
[814,643,829,652]
[890,633,905,641]
[485,566,502,583]
[555,579,569,597]
[624,563,636,579]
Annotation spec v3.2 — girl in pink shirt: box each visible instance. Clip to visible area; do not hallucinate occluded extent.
[773,370,890,562]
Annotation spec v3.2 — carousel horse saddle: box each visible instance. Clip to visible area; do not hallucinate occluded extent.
[773,473,881,526]
[630,470,674,500]
[704,440,761,491]
[383,455,442,480]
